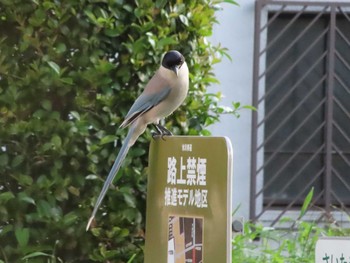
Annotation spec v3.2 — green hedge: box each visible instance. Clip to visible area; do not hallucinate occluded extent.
[0,0,234,262]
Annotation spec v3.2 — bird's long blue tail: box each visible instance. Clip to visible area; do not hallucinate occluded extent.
[86,126,135,231]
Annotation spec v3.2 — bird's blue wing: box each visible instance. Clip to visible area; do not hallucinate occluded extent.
[120,85,171,128]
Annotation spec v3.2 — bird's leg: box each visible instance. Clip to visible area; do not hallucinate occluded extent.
[156,124,173,136]
[152,123,163,136]
[151,124,172,140]
[151,124,163,140]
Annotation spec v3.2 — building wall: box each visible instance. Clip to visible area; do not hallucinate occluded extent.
[209,0,256,220]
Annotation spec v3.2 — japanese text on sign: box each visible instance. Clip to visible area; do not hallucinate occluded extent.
[322,253,350,263]
[165,155,208,208]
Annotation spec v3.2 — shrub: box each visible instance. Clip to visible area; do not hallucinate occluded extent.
[232,218,350,263]
[0,0,235,262]
[232,188,350,263]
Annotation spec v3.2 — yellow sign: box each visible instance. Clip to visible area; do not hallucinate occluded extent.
[145,136,233,263]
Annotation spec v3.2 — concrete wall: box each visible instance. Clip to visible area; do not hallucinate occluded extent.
[209,0,256,220]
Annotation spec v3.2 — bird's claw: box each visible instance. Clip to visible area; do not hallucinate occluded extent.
[151,132,164,140]
[152,124,173,140]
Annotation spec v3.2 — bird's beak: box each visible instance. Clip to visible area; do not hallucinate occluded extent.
[172,66,179,76]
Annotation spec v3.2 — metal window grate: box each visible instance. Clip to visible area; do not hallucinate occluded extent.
[251,0,350,225]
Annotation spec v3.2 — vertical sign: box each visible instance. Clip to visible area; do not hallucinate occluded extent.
[316,237,350,263]
[145,136,233,263]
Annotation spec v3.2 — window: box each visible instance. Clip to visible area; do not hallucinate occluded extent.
[251,1,350,224]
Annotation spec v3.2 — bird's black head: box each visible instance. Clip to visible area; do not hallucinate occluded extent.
[162,50,185,75]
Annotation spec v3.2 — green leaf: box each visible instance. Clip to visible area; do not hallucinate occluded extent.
[18,192,36,205]
[233,102,241,109]
[179,15,189,26]
[157,37,177,49]
[222,0,239,5]
[202,76,220,84]
[0,225,13,237]
[11,155,24,167]
[22,252,52,260]
[0,154,9,166]
[91,227,102,237]
[51,134,62,148]
[85,174,99,180]
[123,4,133,12]
[47,61,60,75]
[242,105,257,111]
[69,111,80,120]
[127,253,137,263]
[200,129,212,136]
[129,147,146,157]
[15,227,30,247]
[299,187,314,219]
[84,10,97,23]
[18,174,34,186]
[104,28,123,37]
[123,192,136,208]
[41,99,52,111]
[55,187,68,201]
[119,228,130,238]
[63,212,79,225]
[68,185,80,196]
[61,77,73,85]
[28,9,46,26]
[155,0,167,8]
[55,42,67,53]
[100,135,118,145]
[0,191,15,203]
[37,199,51,218]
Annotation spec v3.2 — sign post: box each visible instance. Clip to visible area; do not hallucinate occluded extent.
[145,136,233,263]
[315,237,350,263]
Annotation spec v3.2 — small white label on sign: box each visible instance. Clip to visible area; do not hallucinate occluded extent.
[315,237,350,263]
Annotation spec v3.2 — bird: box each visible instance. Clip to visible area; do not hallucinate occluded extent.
[86,50,189,230]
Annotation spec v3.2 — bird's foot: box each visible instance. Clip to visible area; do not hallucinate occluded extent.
[152,124,172,140]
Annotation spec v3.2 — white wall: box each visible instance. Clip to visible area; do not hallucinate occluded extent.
[209,0,256,220]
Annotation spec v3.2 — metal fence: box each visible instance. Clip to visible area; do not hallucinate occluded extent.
[250,0,350,225]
